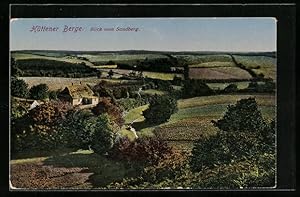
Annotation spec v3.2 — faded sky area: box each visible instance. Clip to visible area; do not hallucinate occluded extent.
[10,18,276,52]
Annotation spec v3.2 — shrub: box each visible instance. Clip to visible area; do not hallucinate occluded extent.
[92,97,124,127]
[182,79,213,98]
[90,114,115,155]
[59,110,97,149]
[223,84,238,93]
[48,90,59,100]
[28,100,73,126]
[12,101,74,152]
[29,84,49,100]
[11,77,29,98]
[211,97,267,133]
[143,95,178,124]
[191,98,275,172]
[110,137,173,166]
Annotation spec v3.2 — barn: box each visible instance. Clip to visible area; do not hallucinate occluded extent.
[58,84,99,106]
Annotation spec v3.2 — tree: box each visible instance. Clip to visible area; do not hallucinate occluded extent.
[108,69,114,79]
[223,84,238,93]
[211,97,267,133]
[90,114,115,155]
[143,95,178,124]
[59,110,98,149]
[190,98,275,172]
[97,70,102,79]
[110,137,174,166]
[183,64,189,80]
[11,77,29,98]
[48,90,58,100]
[182,79,213,98]
[28,100,73,126]
[11,58,23,77]
[29,84,49,100]
[92,97,124,127]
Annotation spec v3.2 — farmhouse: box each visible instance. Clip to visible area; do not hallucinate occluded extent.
[58,84,99,106]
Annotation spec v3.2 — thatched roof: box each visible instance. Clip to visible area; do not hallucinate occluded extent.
[64,84,97,99]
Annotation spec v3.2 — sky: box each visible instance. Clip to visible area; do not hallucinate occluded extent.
[10,18,276,52]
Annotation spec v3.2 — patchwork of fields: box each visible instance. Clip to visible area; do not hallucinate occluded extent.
[127,94,276,150]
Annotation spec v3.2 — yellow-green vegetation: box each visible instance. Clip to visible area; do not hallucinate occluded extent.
[90,65,118,69]
[124,105,148,124]
[189,61,235,68]
[177,94,275,109]
[143,71,183,80]
[119,129,137,141]
[207,82,250,90]
[119,104,149,140]
[11,156,49,165]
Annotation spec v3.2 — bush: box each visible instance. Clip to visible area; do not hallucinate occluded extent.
[190,132,230,171]
[212,97,267,133]
[28,101,73,125]
[92,97,124,127]
[59,110,97,149]
[48,90,59,100]
[110,137,173,166]
[172,76,182,86]
[223,84,238,93]
[90,114,115,155]
[143,95,178,124]
[190,98,275,172]
[11,77,29,98]
[182,79,213,98]
[29,84,49,100]
[12,101,74,152]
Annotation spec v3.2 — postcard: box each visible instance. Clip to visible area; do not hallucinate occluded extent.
[10,17,277,190]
